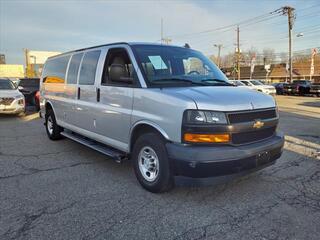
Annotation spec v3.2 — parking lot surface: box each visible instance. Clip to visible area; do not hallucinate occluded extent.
[1,96,320,240]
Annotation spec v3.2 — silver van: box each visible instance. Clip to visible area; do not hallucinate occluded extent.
[40,43,284,192]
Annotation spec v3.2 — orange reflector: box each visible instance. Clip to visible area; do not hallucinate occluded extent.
[184,133,230,143]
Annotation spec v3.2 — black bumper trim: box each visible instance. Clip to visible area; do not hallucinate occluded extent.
[166,132,284,178]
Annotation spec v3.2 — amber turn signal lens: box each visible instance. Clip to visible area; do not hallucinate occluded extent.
[184,133,230,143]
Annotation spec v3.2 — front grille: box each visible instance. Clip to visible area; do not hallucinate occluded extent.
[228,109,277,124]
[232,127,276,144]
[0,97,14,106]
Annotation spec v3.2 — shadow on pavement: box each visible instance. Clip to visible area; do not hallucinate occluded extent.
[298,100,320,108]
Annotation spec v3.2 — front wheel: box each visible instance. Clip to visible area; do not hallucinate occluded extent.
[132,132,174,193]
[45,109,63,140]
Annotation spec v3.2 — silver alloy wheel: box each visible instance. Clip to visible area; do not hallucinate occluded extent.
[47,116,54,135]
[138,146,159,182]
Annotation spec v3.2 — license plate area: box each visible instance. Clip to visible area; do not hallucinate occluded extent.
[256,151,271,165]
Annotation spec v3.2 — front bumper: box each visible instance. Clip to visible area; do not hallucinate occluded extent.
[265,89,276,95]
[310,89,320,93]
[166,132,284,178]
[0,99,25,115]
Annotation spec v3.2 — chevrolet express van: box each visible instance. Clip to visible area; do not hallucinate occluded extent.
[40,43,284,192]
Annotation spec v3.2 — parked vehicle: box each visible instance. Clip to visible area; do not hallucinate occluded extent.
[18,78,40,110]
[0,78,25,115]
[40,43,284,192]
[272,82,288,95]
[229,80,247,87]
[240,80,276,95]
[310,82,320,97]
[283,80,311,95]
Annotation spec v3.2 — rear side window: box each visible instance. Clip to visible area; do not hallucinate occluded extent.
[42,56,70,83]
[79,50,101,85]
[67,53,83,84]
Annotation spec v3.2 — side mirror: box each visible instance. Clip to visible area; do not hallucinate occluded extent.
[109,64,134,84]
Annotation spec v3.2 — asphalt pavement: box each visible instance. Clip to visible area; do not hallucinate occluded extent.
[0,96,319,240]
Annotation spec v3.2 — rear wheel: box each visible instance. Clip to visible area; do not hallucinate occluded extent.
[45,109,63,140]
[132,132,174,193]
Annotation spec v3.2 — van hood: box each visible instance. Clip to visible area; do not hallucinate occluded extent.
[163,86,275,111]
[0,89,23,98]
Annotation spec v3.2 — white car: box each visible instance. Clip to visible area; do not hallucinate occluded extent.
[229,80,247,87]
[0,78,25,115]
[240,80,276,95]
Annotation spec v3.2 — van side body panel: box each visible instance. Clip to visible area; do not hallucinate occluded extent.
[131,88,197,143]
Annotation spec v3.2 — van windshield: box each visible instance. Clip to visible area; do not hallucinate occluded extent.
[132,45,229,87]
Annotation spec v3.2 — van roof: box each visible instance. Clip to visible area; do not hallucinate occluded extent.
[48,42,187,60]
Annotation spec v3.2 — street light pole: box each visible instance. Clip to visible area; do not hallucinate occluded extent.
[214,44,223,68]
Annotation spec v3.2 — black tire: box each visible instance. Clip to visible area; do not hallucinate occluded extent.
[45,109,63,140]
[132,132,174,193]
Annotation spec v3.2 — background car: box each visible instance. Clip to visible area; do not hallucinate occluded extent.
[272,82,288,95]
[310,82,320,97]
[240,79,276,95]
[0,78,25,115]
[18,78,40,110]
[283,80,311,95]
[228,80,247,87]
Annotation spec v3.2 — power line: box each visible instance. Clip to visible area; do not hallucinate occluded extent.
[166,10,281,39]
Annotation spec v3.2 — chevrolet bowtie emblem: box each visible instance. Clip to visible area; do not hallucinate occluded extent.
[253,120,264,129]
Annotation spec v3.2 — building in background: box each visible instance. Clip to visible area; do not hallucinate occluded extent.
[0,64,24,78]
[0,54,5,64]
[24,49,61,78]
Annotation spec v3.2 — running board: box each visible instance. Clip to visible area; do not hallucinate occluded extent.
[61,130,127,163]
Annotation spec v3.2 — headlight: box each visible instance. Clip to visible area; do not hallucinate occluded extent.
[184,110,227,124]
[15,95,24,105]
[18,98,24,105]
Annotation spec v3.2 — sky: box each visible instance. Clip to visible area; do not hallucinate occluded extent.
[0,0,319,65]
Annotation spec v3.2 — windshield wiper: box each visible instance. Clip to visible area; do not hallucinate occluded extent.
[200,78,234,86]
[151,78,207,86]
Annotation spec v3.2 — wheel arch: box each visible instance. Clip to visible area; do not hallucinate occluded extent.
[44,100,56,117]
[129,121,170,152]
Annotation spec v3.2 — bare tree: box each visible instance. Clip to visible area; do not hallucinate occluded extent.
[293,54,309,63]
[263,48,276,65]
[208,54,218,65]
[220,52,235,68]
[242,47,259,66]
[280,52,288,63]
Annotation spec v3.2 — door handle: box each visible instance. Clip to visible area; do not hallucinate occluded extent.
[96,88,100,102]
[77,87,80,99]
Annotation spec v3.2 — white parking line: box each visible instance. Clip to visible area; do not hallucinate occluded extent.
[21,113,39,122]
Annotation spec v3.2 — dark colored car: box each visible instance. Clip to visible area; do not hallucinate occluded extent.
[283,80,311,95]
[272,82,287,95]
[310,82,320,97]
[18,78,40,110]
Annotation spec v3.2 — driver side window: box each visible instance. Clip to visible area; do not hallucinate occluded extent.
[101,48,139,87]
[183,57,209,75]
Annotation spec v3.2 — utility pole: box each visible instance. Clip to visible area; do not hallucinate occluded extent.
[214,44,223,68]
[162,38,172,45]
[236,25,240,80]
[281,6,295,83]
[24,48,30,78]
[161,18,163,44]
[160,18,171,45]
